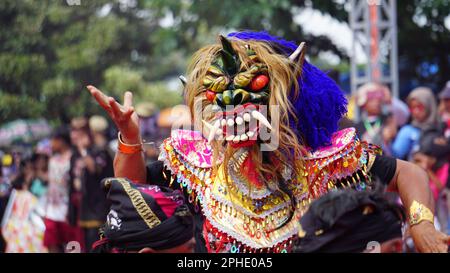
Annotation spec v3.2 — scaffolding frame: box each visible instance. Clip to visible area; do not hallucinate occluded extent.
[349,0,399,99]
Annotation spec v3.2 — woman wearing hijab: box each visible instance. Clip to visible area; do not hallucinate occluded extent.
[355,82,397,155]
[389,87,442,160]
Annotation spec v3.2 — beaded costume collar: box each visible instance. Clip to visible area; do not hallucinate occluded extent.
[159,128,380,253]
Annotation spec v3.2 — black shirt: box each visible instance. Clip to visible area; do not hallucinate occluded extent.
[79,147,114,224]
[370,155,397,185]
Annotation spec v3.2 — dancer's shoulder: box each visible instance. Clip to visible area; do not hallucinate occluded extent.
[300,127,381,192]
[303,127,359,162]
[290,128,382,203]
[159,129,215,168]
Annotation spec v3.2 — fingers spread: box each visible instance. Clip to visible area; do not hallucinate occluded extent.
[124,91,133,108]
[124,106,135,120]
[109,97,125,121]
[87,85,110,109]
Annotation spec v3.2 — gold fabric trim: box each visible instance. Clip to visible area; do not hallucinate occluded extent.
[79,220,103,228]
[116,178,161,229]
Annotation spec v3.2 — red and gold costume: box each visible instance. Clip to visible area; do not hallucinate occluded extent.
[146,31,385,253]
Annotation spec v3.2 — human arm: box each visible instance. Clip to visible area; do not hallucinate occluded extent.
[86,85,146,183]
[387,159,449,253]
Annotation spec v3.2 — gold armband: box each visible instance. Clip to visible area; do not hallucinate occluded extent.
[409,200,434,226]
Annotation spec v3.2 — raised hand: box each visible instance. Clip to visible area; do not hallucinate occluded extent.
[87,85,140,144]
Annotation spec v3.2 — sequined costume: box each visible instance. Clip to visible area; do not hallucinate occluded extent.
[157,127,381,253]
[146,31,386,253]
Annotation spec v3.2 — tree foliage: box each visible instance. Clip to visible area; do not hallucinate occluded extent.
[0,0,448,123]
[396,0,450,95]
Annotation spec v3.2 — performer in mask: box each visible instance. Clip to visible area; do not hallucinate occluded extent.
[87,31,449,253]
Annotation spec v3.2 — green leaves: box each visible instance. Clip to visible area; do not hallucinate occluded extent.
[0,92,44,121]
[103,66,183,109]
[0,0,185,123]
[1,0,447,123]
[103,66,144,98]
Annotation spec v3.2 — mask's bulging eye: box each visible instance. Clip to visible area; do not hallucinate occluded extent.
[206,90,216,102]
[250,75,269,91]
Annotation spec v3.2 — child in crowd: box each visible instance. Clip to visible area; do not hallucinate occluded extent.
[412,133,450,233]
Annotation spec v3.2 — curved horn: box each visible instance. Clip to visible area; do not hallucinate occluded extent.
[179,75,187,86]
[289,42,306,61]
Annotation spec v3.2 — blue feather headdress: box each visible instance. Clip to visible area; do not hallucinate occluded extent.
[227,31,348,150]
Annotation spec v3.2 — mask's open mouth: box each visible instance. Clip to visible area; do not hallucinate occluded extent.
[203,103,272,145]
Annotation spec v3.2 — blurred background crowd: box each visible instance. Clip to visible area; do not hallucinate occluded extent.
[0,106,190,252]
[342,81,450,242]
[0,0,449,252]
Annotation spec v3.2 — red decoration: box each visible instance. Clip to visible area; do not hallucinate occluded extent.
[205,90,216,102]
[250,75,269,91]
[241,154,264,187]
